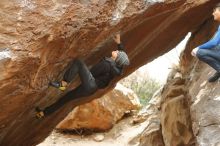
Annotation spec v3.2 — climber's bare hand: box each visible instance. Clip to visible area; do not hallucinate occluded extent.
[191,47,199,57]
[113,33,121,44]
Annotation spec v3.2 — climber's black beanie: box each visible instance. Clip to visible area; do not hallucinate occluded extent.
[115,51,130,67]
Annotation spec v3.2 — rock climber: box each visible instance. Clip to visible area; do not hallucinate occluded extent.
[191,2,220,82]
[35,33,130,119]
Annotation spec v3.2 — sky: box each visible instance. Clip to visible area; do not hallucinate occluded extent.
[138,32,191,84]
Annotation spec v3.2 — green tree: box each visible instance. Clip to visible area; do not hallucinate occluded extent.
[120,71,161,106]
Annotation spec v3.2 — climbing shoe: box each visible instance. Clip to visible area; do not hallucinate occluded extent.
[35,107,45,119]
[208,72,220,82]
[49,81,66,91]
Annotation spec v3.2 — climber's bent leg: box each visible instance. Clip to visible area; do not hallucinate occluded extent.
[50,59,90,91]
[196,48,220,72]
[44,73,97,115]
[196,48,220,82]
[63,59,89,83]
[44,85,84,115]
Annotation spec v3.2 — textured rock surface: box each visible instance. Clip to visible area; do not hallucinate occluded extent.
[139,126,164,146]
[138,91,165,146]
[189,64,220,146]
[160,77,195,146]
[57,83,140,131]
[179,17,220,146]
[0,0,219,146]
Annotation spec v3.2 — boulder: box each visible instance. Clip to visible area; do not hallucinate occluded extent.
[160,77,195,146]
[188,60,220,146]
[136,88,165,146]
[180,17,220,146]
[57,83,140,131]
[0,0,219,145]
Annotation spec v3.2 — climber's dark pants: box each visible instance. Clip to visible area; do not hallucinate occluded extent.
[196,46,220,72]
[44,59,97,115]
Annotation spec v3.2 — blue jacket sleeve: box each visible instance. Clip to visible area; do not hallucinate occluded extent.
[198,25,220,49]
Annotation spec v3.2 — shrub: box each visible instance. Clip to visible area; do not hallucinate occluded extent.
[120,71,161,106]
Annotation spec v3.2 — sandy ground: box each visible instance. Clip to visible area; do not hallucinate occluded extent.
[38,116,149,146]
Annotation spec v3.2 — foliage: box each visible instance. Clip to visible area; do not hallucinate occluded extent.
[120,71,161,106]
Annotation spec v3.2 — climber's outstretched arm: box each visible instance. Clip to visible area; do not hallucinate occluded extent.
[113,33,126,52]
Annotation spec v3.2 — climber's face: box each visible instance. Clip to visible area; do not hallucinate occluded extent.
[111,50,119,60]
[213,8,220,21]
